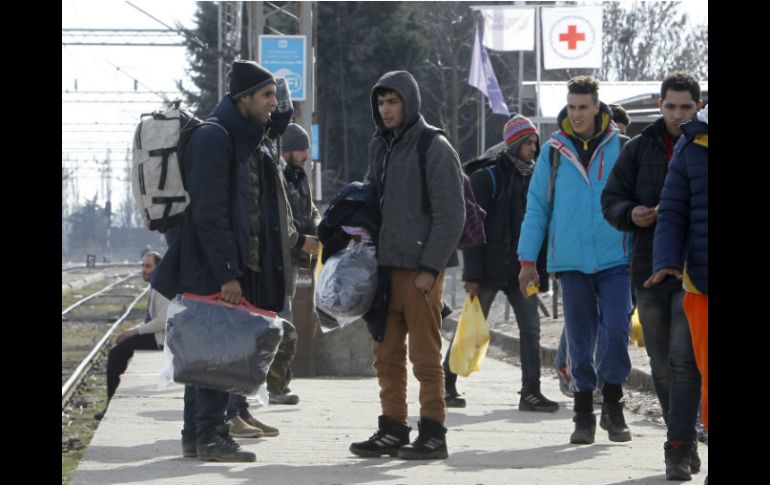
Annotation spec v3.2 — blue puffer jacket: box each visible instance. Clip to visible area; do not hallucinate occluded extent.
[652,114,708,294]
[517,104,630,273]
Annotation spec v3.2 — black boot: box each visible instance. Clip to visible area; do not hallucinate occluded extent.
[600,401,632,442]
[664,441,693,481]
[397,418,448,460]
[197,424,256,462]
[182,439,197,458]
[350,415,411,458]
[570,412,596,444]
[690,441,701,474]
[519,381,559,413]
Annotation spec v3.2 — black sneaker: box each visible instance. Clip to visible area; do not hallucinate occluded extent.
[398,418,448,460]
[519,390,559,413]
[197,424,256,462]
[182,439,197,458]
[440,302,454,319]
[664,441,693,481]
[350,415,411,458]
[600,401,632,442]
[570,412,596,445]
[445,392,466,408]
[690,441,701,474]
[93,408,107,421]
[269,388,299,405]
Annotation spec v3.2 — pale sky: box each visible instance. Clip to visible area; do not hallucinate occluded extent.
[62,0,198,208]
[61,0,707,210]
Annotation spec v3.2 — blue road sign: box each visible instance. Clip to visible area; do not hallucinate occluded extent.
[311,124,319,161]
[259,35,306,101]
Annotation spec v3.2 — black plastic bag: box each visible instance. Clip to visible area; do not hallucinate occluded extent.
[162,293,283,396]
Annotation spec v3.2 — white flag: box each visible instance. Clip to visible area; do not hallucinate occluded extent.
[468,27,509,116]
[479,7,535,51]
[542,7,602,70]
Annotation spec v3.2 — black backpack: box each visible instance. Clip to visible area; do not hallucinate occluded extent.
[416,128,487,249]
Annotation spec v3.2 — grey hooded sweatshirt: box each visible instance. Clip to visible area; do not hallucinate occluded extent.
[364,71,465,274]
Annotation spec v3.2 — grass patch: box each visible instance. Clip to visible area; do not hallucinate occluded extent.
[62,367,109,484]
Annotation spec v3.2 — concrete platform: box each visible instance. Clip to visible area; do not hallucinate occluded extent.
[70,344,707,485]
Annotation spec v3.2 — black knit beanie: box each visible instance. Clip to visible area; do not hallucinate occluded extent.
[282,123,310,152]
[229,60,275,100]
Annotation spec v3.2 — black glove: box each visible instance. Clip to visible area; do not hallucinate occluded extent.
[268,110,293,139]
[267,77,294,138]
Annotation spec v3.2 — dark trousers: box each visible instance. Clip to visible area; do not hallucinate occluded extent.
[636,287,700,443]
[182,385,230,443]
[106,332,159,400]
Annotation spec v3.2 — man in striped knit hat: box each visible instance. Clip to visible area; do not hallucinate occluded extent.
[447,114,558,413]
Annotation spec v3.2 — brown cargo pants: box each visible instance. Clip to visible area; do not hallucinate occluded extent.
[373,268,446,424]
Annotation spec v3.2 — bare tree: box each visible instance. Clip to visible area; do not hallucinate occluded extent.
[412,2,478,148]
[601,2,708,81]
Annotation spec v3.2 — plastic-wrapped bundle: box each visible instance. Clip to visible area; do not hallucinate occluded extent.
[315,242,377,329]
[161,293,284,396]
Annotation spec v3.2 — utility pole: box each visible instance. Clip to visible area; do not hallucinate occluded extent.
[248,1,315,180]
[248,1,317,377]
[217,2,243,99]
[105,150,113,263]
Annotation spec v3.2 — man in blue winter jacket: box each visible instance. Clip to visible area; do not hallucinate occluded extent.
[517,76,633,445]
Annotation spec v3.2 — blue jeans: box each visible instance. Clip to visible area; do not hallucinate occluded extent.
[560,265,632,392]
[556,322,606,387]
[445,281,542,388]
[635,287,700,443]
[227,295,294,419]
[182,385,229,443]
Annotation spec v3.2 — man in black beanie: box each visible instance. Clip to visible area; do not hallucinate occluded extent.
[273,123,321,406]
[281,124,321,328]
[152,59,314,461]
[223,64,317,437]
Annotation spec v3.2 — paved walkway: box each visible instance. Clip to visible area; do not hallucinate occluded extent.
[70,346,707,485]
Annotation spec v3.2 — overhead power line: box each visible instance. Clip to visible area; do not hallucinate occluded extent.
[125,0,206,48]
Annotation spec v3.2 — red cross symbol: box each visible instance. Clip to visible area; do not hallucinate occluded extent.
[559,25,586,50]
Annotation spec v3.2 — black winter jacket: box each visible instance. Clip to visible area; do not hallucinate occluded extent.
[285,163,321,265]
[153,95,286,310]
[601,117,680,290]
[462,151,548,291]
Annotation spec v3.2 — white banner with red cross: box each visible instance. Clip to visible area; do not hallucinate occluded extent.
[541,6,603,70]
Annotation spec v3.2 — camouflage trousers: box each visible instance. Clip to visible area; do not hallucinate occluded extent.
[267,312,298,394]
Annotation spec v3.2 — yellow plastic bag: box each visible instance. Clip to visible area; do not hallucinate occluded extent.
[449,296,490,377]
[314,242,324,282]
[629,307,645,348]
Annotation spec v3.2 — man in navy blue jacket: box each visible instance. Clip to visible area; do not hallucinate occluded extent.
[603,73,703,480]
[154,60,311,462]
[645,104,708,482]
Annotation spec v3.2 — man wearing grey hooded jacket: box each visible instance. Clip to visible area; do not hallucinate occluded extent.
[349,71,465,460]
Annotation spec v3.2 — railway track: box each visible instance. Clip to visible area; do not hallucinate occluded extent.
[61,272,148,408]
